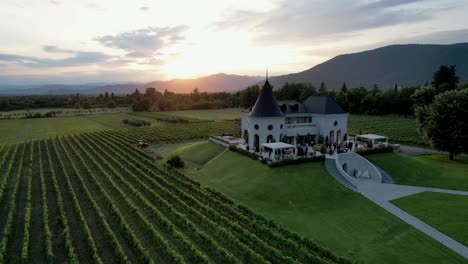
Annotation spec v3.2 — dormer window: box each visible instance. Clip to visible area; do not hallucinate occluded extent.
[280,104,287,112]
[289,104,299,112]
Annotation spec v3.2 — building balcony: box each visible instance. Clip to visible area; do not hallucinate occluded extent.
[285,123,318,135]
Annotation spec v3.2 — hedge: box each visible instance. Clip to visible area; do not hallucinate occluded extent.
[268,156,325,167]
[356,146,393,155]
[229,145,259,160]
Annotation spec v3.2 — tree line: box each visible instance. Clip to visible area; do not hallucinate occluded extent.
[1,65,467,117]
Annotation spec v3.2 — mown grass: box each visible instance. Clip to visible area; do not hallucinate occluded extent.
[194,147,467,264]
[392,192,468,247]
[173,141,225,165]
[366,153,468,191]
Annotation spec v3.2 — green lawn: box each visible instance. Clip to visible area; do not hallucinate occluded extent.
[174,140,225,165]
[194,148,466,264]
[162,108,242,121]
[392,192,468,247]
[366,153,468,190]
[348,115,428,146]
[0,116,111,145]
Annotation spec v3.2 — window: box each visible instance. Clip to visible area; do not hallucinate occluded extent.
[268,124,273,130]
[280,104,287,112]
[334,121,338,126]
[280,124,283,129]
[254,124,259,130]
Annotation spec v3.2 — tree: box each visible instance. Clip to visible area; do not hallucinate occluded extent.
[167,155,185,168]
[431,65,459,93]
[416,89,468,160]
[411,86,436,107]
[239,85,260,108]
[341,82,348,93]
[319,81,327,94]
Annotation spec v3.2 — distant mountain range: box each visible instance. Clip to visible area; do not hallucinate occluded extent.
[0,73,263,95]
[1,43,467,95]
[267,43,468,89]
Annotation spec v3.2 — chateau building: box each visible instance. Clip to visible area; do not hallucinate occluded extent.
[241,77,348,152]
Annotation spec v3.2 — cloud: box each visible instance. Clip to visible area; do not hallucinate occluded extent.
[43,45,75,54]
[398,28,468,44]
[365,0,424,9]
[0,49,113,68]
[140,6,150,11]
[95,26,188,58]
[214,0,447,44]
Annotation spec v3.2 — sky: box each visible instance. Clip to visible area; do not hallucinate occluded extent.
[0,0,467,85]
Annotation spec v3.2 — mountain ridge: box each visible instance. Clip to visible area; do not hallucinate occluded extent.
[266,43,468,89]
[1,43,468,95]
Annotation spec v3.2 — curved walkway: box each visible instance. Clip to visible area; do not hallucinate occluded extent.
[324,159,357,191]
[358,181,468,259]
[325,153,468,258]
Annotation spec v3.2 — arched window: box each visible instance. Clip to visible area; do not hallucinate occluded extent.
[329,130,335,144]
[267,134,274,143]
[254,134,260,152]
[280,104,287,112]
[337,130,342,143]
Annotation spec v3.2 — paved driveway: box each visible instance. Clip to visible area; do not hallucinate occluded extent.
[358,180,468,259]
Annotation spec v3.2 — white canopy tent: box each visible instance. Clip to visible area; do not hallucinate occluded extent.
[356,134,388,147]
[261,142,295,161]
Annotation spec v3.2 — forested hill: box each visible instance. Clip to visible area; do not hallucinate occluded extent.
[267,43,468,89]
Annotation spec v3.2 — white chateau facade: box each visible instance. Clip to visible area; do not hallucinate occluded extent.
[241,78,348,151]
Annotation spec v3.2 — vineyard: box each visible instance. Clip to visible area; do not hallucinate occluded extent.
[348,115,429,147]
[0,123,348,263]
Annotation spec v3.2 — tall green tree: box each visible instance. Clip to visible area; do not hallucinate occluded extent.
[416,89,468,160]
[319,81,327,94]
[431,65,459,93]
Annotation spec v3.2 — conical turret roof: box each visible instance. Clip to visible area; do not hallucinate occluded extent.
[249,79,284,118]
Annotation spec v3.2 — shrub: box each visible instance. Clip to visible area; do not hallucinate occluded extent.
[229,145,258,160]
[122,119,151,127]
[268,156,325,167]
[166,155,185,168]
[318,135,324,144]
[356,146,393,155]
[320,145,327,154]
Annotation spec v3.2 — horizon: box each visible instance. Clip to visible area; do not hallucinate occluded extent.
[1,0,468,86]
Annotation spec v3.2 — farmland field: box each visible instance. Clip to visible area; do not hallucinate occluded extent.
[366,153,468,190]
[347,115,428,146]
[161,108,242,121]
[190,144,467,264]
[0,113,233,146]
[391,192,468,247]
[0,117,110,145]
[0,129,347,263]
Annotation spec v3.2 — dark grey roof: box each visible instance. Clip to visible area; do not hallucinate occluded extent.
[303,96,346,114]
[249,80,284,118]
[276,101,307,114]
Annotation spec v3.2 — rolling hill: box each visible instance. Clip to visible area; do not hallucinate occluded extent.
[267,43,468,89]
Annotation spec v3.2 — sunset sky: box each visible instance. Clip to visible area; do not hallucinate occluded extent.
[0,0,467,85]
